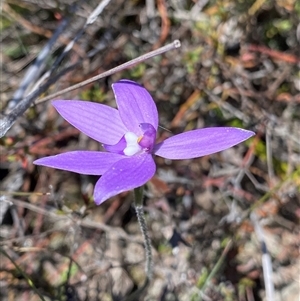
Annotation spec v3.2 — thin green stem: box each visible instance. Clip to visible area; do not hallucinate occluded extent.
[198,239,233,299]
[134,186,153,280]
[124,187,152,301]
[0,248,46,301]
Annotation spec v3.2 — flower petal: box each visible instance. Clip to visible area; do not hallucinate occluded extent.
[53,100,128,144]
[154,127,255,159]
[93,153,156,205]
[34,151,125,175]
[112,80,158,134]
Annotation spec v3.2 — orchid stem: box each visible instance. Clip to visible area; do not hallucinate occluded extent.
[134,186,153,281]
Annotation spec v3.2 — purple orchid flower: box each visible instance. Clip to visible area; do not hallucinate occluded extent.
[34,80,254,205]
